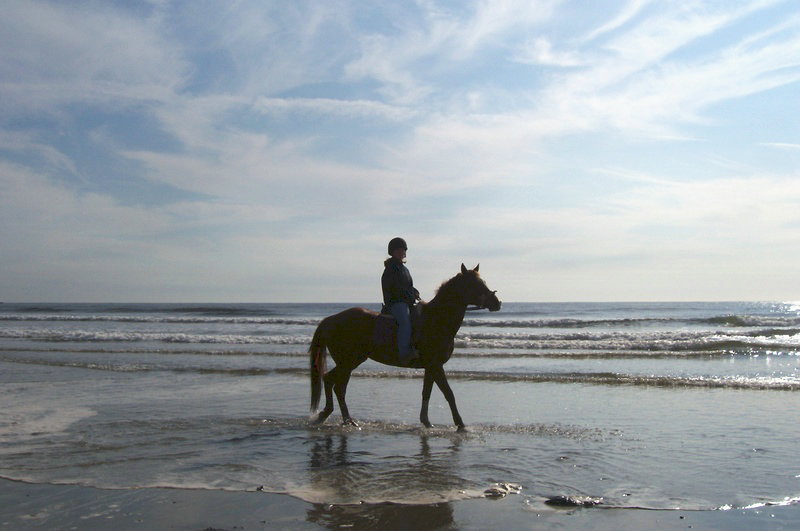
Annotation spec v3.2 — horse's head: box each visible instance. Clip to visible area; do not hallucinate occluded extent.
[459,263,501,312]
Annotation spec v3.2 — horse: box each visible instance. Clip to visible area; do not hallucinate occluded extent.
[309,263,501,432]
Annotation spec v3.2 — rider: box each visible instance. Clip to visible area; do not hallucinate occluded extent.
[382,237,420,364]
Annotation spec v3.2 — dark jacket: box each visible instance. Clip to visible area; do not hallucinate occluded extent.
[382,258,419,307]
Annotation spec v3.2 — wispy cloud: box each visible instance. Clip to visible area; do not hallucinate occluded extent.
[583,0,655,42]
[344,0,558,102]
[531,0,799,136]
[760,142,800,150]
[513,37,586,67]
[254,97,416,121]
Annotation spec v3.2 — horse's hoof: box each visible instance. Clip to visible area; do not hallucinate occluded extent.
[422,422,432,429]
[342,418,360,428]
[456,425,468,433]
[311,410,332,425]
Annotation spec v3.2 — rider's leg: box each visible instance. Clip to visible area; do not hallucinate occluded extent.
[389,302,414,362]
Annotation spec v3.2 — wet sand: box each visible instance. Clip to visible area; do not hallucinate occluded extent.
[2,478,798,530]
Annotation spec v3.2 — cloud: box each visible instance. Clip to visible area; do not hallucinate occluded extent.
[158,1,364,99]
[121,93,415,213]
[0,158,378,301]
[328,0,800,196]
[344,0,558,102]
[2,1,800,301]
[254,97,416,121]
[760,142,800,150]
[0,0,184,115]
[434,172,800,300]
[0,161,175,300]
[0,131,79,176]
[531,0,799,136]
[583,0,654,42]
[513,38,586,67]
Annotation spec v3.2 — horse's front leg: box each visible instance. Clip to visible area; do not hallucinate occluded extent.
[420,368,435,428]
[432,366,466,432]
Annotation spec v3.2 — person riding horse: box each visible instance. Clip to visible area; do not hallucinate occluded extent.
[309,260,501,431]
[381,237,420,364]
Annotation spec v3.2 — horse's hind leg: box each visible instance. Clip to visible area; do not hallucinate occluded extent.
[333,368,358,427]
[312,366,339,425]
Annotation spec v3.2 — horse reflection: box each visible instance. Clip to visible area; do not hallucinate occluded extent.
[305,433,465,528]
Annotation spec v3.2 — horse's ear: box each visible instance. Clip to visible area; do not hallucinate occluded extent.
[461,263,468,275]
[474,264,480,272]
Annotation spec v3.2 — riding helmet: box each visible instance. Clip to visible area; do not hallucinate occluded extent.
[388,237,408,255]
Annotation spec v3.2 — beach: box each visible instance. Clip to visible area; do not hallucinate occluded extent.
[2,478,799,530]
[1,302,799,529]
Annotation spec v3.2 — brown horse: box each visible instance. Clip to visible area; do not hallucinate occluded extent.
[309,263,501,431]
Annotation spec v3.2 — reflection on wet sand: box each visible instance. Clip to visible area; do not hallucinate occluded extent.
[306,500,455,529]
[305,433,467,528]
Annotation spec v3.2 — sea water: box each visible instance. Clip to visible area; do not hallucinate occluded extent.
[1,302,799,514]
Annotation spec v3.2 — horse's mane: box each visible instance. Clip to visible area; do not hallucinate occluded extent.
[431,272,468,304]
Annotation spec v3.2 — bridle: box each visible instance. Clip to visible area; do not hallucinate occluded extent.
[466,289,498,311]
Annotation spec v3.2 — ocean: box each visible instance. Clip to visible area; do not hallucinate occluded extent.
[1,301,799,525]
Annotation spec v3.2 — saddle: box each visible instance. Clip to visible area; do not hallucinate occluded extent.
[374,304,423,349]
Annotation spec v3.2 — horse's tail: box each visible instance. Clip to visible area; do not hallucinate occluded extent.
[309,325,328,414]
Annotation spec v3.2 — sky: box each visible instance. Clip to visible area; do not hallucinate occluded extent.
[1,0,799,303]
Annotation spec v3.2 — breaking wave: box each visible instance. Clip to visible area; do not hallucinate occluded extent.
[4,313,800,329]
[463,315,800,328]
[3,327,799,354]
[3,356,798,390]
[0,314,320,325]
[0,329,309,344]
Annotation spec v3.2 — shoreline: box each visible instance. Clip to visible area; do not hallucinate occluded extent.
[2,478,798,530]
